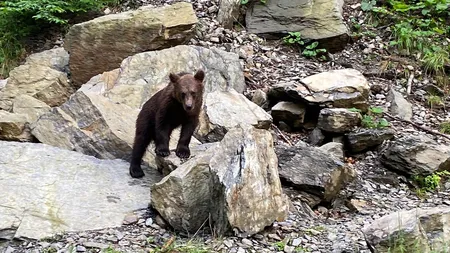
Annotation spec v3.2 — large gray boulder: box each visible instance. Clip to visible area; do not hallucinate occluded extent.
[363,207,450,253]
[275,141,346,199]
[380,135,450,176]
[217,0,242,29]
[64,2,199,86]
[317,108,361,133]
[0,141,162,240]
[0,48,72,111]
[81,45,246,109]
[268,69,370,112]
[31,45,252,168]
[0,110,33,141]
[245,0,349,52]
[31,91,140,162]
[345,128,395,153]
[151,124,289,236]
[196,89,272,142]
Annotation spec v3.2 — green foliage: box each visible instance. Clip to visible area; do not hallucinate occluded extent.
[273,241,286,251]
[282,32,327,59]
[413,171,450,194]
[439,122,450,134]
[149,238,211,253]
[102,246,122,253]
[422,45,450,76]
[1,0,118,24]
[283,31,304,46]
[361,106,390,129]
[0,0,119,77]
[388,231,450,253]
[302,41,327,59]
[42,247,57,253]
[426,95,444,109]
[348,107,362,113]
[361,0,450,82]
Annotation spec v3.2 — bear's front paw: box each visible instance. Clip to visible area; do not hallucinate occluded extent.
[176,146,191,159]
[129,165,145,178]
[155,147,170,157]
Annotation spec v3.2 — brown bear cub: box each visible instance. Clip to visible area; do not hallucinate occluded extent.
[129,69,205,178]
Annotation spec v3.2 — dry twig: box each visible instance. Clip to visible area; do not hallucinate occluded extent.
[385,113,450,141]
[161,235,175,252]
[271,123,293,146]
[406,72,414,95]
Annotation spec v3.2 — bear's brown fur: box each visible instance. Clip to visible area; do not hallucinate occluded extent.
[129,69,205,178]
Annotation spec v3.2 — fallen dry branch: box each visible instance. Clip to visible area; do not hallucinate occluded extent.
[271,123,293,146]
[385,113,450,141]
[406,72,414,95]
[161,235,175,252]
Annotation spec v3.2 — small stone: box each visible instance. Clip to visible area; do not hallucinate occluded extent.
[123,214,139,225]
[284,245,296,253]
[224,240,233,248]
[136,235,147,241]
[308,128,325,146]
[242,238,253,246]
[118,240,130,246]
[237,247,246,253]
[210,37,220,43]
[76,245,86,252]
[116,231,124,240]
[83,242,109,249]
[252,89,268,108]
[387,89,413,121]
[0,79,7,90]
[38,242,50,248]
[145,218,153,226]
[292,238,301,246]
[5,246,15,253]
[317,108,361,133]
[268,233,282,240]
[106,235,118,242]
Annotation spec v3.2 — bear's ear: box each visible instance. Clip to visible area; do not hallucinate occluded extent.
[169,73,180,83]
[194,69,205,82]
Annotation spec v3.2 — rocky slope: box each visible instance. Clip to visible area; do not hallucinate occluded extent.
[1,0,449,252]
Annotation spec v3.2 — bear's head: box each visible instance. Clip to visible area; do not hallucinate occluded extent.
[170,69,205,114]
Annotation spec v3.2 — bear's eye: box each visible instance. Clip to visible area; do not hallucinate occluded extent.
[190,92,196,97]
[181,93,186,98]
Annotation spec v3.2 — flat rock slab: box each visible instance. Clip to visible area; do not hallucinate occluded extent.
[0,141,162,240]
[245,0,349,52]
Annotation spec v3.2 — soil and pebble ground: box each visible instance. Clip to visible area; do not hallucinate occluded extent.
[2,0,450,252]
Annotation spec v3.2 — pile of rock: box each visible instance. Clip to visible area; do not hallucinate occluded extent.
[1,0,450,252]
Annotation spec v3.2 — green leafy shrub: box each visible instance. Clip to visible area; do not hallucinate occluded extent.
[0,0,119,77]
[439,122,450,134]
[282,32,327,59]
[354,106,390,129]
[283,31,304,46]
[413,171,450,195]
[302,41,327,58]
[361,0,450,86]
